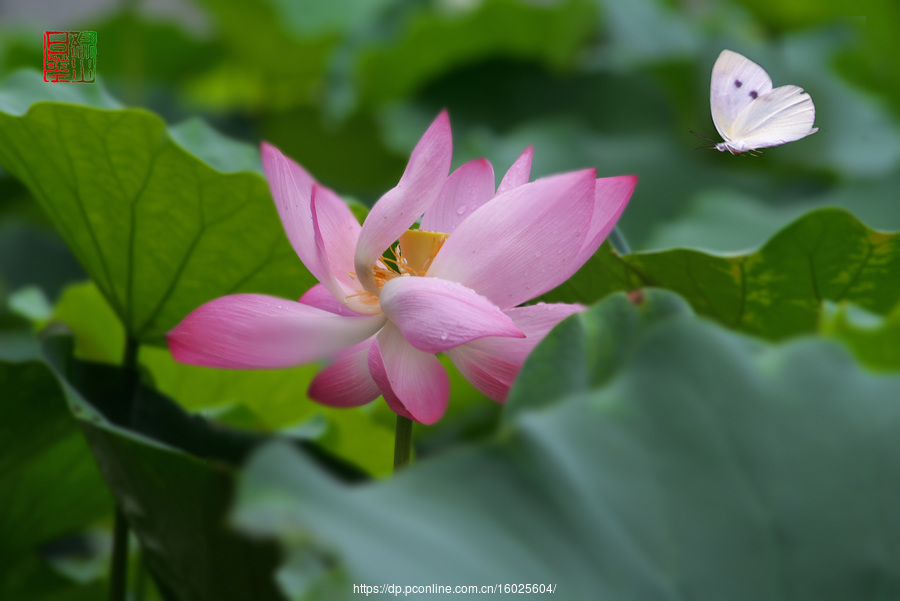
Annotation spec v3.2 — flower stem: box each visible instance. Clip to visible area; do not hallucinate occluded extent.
[109,507,129,601]
[134,551,148,601]
[393,415,414,470]
[609,225,631,255]
[109,335,138,601]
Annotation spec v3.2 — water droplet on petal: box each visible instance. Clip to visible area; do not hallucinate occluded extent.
[456,205,467,215]
[277,305,283,309]
[440,332,449,340]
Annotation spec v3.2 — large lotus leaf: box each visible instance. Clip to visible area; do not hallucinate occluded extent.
[542,208,900,341]
[0,337,111,568]
[0,70,315,346]
[233,291,900,601]
[75,424,288,601]
[0,336,111,598]
[37,335,370,601]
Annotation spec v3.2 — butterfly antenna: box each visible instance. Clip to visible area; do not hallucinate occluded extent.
[688,129,716,142]
[688,129,717,151]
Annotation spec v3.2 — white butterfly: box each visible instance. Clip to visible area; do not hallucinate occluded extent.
[709,49,818,154]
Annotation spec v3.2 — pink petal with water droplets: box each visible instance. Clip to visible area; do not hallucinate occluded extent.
[308,339,380,407]
[379,276,523,353]
[354,112,453,296]
[368,323,449,424]
[496,145,533,195]
[427,170,595,309]
[168,294,385,369]
[572,175,637,266]
[420,158,495,234]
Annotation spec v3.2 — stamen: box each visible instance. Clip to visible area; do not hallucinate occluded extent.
[345,290,381,306]
[397,229,448,276]
[351,229,450,300]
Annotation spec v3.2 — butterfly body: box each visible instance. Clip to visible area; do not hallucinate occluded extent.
[710,50,818,153]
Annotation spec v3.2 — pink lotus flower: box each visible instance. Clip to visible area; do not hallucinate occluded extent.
[168,112,636,424]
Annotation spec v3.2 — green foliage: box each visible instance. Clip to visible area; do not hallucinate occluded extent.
[0,338,111,599]
[0,218,85,303]
[643,189,810,252]
[346,0,597,111]
[0,71,316,346]
[234,292,900,599]
[0,555,106,601]
[821,301,900,370]
[258,108,409,198]
[543,209,900,341]
[37,335,371,601]
[507,290,695,416]
[188,0,336,110]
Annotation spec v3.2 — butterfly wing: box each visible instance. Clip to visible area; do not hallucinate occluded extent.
[726,84,818,150]
[710,50,773,142]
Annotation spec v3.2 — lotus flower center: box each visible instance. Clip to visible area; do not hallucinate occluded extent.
[372,229,448,289]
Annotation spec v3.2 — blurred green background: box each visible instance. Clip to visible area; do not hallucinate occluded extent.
[3,0,896,274]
